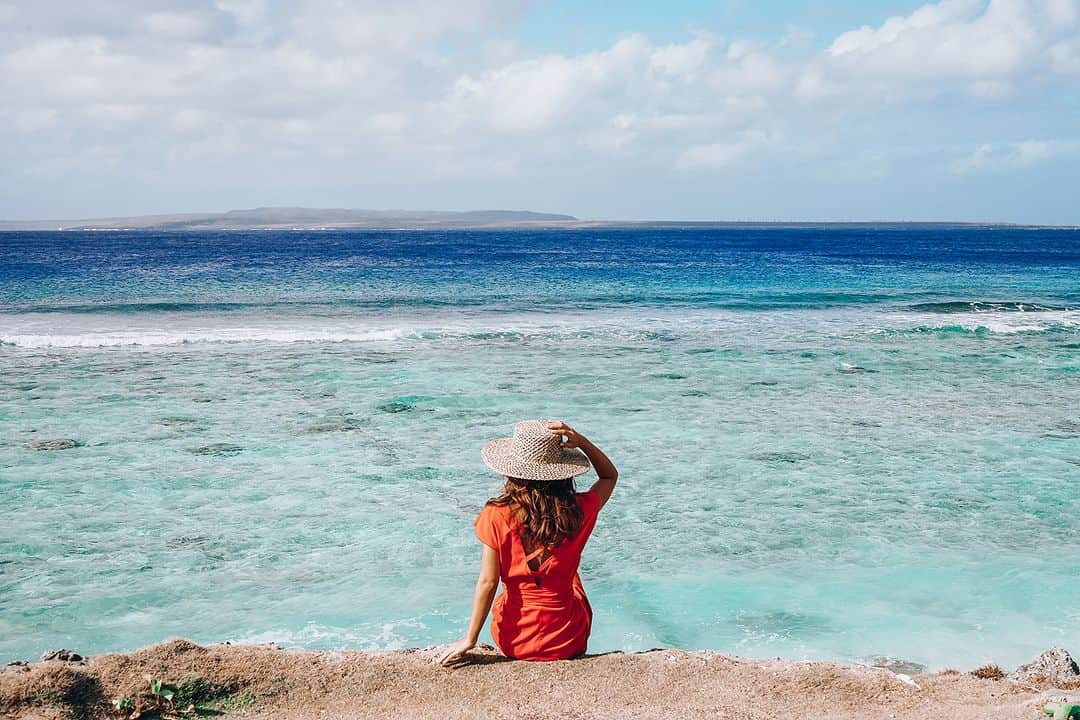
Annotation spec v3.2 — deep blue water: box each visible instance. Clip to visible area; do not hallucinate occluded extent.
[3,226,1078,311]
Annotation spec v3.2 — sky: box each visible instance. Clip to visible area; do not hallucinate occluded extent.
[1,0,1078,223]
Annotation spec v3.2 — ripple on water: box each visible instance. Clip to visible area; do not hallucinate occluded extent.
[750,452,811,464]
[1041,419,1080,439]
[376,396,436,413]
[736,610,834,640]
[300,414,367,433]
[185,443,244,456]
[23,439,80,451]
[154,416,200,427]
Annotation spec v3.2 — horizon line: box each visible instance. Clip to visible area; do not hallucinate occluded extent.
[1,206,1078,230]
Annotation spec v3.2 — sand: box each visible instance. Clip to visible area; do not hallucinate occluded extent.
[2,639,1077,720]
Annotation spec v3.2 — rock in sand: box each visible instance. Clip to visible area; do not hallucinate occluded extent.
[1010,648,1080,685]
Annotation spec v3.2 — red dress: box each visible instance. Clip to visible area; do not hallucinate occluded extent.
[473,490,602,661]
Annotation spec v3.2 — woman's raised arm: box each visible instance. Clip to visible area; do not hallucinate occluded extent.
[546,420,618,508]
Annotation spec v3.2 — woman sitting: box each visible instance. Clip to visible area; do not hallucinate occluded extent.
[439,419,618,664]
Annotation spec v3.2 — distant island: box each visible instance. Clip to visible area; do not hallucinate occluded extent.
[0,207,579,231]
[0,207,1062,231]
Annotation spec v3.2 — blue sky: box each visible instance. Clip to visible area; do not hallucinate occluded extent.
[1,0,1079,223]
[515,1,919,50]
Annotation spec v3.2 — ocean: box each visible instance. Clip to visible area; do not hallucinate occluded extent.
[1,225,1077,669]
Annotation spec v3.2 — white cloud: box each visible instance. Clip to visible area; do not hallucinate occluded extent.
[86,103,148,124]
[447,35,652,134]
[952,138,1080,173]
[825,0,1076,80]
[583,112,712,154]
[675,130,776,171]
[4,107,59,133]
[1011,138,1080,163]
[711,49,790,94]
[215,0,266,27]
[951,142,997,173]
[1048,36,1080,70]
[1043,0,1078,27]
[675,141,753,170]
[968,78,1012,96]
[794,66,842,99]
[650,32,715,78]
[829,0,981,56]
[140,11,213,39]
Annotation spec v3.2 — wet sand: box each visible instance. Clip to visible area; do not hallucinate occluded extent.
[3,639,1078,719]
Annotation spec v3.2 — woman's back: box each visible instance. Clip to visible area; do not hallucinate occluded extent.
[478,490,602,590]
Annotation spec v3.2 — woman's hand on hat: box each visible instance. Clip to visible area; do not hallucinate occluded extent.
[546,420,585,449]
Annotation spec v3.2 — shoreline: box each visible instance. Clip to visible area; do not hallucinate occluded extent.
[3,639,1077,720]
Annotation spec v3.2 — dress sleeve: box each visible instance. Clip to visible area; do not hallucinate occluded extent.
[577,489,602,521]
[474,505,500,549]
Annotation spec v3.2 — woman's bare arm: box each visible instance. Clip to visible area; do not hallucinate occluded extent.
[437,544,500,666]
[546,420,618,508]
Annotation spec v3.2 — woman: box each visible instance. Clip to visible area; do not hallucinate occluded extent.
[438,419,618,665]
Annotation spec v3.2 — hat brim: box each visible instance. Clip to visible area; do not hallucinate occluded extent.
[481,437,591,481]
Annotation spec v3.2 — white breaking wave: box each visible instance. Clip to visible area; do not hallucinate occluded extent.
[0,318,621,348]
[1,307,1077,348]
[872,310,1080,335]
[0,327,411,348]
[230,618,429,651]
[0,308,706,348]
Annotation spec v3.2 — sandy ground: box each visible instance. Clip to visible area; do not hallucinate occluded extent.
[2,638,1077,720]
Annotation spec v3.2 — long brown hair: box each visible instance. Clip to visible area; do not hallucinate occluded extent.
[488,476,583,548]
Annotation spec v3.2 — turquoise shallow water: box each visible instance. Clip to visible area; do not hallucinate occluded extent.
[1,227,1078,668]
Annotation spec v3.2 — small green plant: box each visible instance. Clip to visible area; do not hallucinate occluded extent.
[111,676,250,718]
[33,689,63,707]
[1044,702,1080,720]
[149,677,179,704]
[213,691,256,712]
[173,678,219,708]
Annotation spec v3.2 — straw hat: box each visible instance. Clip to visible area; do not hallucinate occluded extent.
[481,419,591,481]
